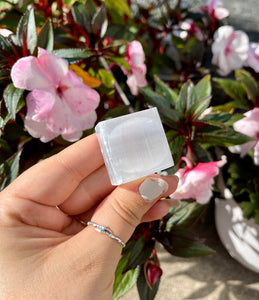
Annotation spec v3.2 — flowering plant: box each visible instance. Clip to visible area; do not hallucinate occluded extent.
[0,0,258,299]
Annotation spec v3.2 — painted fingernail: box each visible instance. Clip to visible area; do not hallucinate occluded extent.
[139,177,169,202]
[166,198,181,207]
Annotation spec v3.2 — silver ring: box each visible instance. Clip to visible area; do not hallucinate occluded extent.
[87,221,126,248]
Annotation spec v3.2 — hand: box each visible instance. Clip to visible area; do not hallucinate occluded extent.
[0,134,178,300]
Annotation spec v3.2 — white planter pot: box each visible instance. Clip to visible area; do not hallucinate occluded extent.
[215,195,259,274]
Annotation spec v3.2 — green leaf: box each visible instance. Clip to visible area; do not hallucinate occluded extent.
[235,69,259,102]
[16,9,29,46]
[188,97,211,120]
[26,8,37,54]
[195,74,211,102]
[154,75,178,105]
[214,78,247,102]
[123,237,155,273]
[166,202,197,231]
[196,127,254,146]
[37,19,54,52]
[140,87,170,109]
[3,83,24,120]
[168,135,186,155]
[178,203,208,228]
[98,68,115,87]
[0,70,10,85]
[191,142,211,162]
[157,226,215,257]
[137,263,160,300]
[202,113,234,123]
[72,1,96,34]
[113,260,139,300]
[165,201,207,229]
[0,95,25,130]
[106,55,130,70]
[0,150,22,190]
[212,100,247,112]
[0,34,13,54]
[16,8,37,54]
[175,82,197,114]
[158,107,183,130]
[113,252,130,293]
[105,0,132,24]
[227,156,259,199]
[91,4,108,38]
[0,138,13,164]
[240,201,256,220]
[100,105,130,120]
[224,114,245,126]
[53,48,93,64]
[201,113,244,127]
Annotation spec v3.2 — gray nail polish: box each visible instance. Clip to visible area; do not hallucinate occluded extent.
[139,177,169,202]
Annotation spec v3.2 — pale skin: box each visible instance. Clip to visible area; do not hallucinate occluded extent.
[0,134,178,300]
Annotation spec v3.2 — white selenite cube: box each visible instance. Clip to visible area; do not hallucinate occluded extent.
[95,107,174,185]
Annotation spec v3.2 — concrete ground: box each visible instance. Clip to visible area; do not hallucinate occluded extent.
[121,1,259,299]
[121,220,259,300]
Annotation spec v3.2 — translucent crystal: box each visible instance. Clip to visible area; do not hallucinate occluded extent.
[95,107,174,185]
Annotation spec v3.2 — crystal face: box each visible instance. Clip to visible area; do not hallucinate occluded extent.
[95,107,174,185]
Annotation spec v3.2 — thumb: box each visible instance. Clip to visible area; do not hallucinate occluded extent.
[62,175,178,297]
[68,175,178,255]
[91,175,178,243]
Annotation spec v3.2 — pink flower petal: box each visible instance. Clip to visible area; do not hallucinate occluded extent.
[11,56,51,90]
[13,48,100,142]
[214,7,229,20]
[25,118,57,142]
[61,111,97,142]
[127,41,146,67]
[254,141,259,166]
[124,40,147,95]
[37,48,68,86]
[170,156,226,204]
[229,108,259,162]
[46,96,97,141]
[126,74,139,96]
[61,71,100,115]
[246,43,259,73]
[26,90,56,121]
[233,108,259,139]
[212,26,249,75]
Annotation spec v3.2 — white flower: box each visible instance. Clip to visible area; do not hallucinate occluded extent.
[212,26,249,75]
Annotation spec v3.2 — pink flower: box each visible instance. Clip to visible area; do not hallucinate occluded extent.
[179,19,203,41]
[123,41,147,95]
[212,26,249,75]
[202,0,229,21]
[147,264,162,286]
[229,108,259,166]
[170,156,227,204]
[245,43,259,73]
[11,48,100,142]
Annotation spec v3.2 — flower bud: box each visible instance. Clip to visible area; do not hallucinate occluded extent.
[147,263,163,286]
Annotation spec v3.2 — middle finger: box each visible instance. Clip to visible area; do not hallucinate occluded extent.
[59,165,115,215]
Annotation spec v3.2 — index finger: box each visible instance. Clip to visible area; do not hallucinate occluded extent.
[2,134,104,207]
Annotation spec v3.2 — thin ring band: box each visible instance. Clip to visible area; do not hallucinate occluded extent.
[87,221,126,248]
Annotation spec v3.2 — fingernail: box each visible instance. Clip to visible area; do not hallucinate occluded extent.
[166,198,181,207]
[139,177,169,202]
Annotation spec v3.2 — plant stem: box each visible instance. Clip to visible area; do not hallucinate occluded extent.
[187,140,193,168]
[99,56,134,113]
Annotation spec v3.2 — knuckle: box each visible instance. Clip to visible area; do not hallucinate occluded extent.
[110,192,144,229]
[53,155,84,183]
